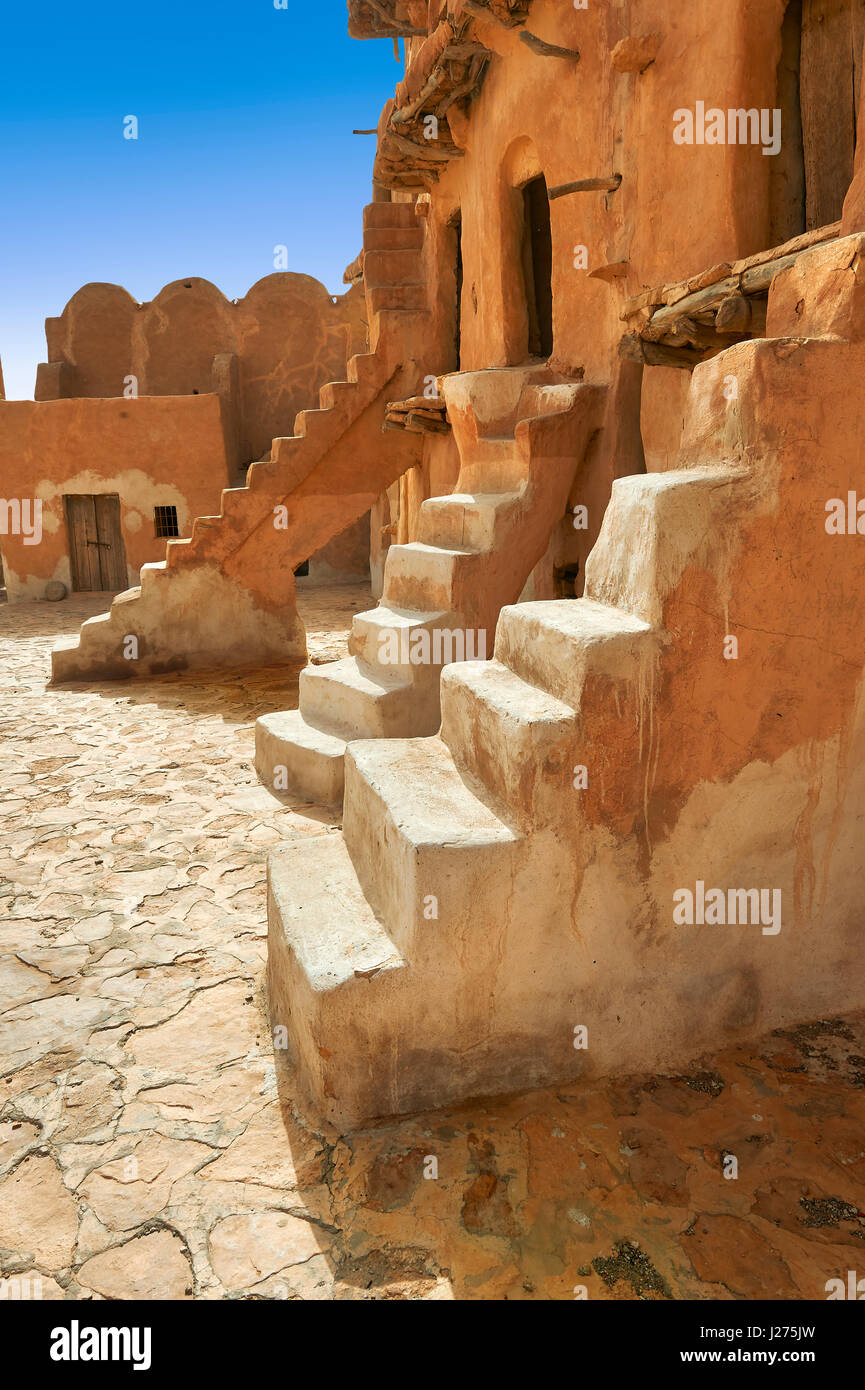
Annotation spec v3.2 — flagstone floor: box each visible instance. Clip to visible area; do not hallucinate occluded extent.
[1,589,863,1301]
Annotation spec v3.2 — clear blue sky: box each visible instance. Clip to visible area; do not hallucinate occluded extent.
[0,1,400,400]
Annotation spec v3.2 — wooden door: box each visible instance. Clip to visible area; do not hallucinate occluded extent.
[64,494,127,591]
[93,495,127,589]
[801,0,865,228]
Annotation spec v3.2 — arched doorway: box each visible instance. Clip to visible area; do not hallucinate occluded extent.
[521,174,553,359]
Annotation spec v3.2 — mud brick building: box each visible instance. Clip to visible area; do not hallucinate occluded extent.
[0,274,369,602]
[48,0,865,1128]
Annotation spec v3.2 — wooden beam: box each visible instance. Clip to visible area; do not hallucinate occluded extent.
[361,0,426,37]
[389,132,466,161]
[714,293,752,334]
[619,332,707,370]
[461,0,519,28]
[519,31,580,60]
[391,69,447,124]
[549,174,621,200]
[437,54,490,117]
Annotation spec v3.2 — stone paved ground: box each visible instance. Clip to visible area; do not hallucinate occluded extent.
[1,590,864,1301]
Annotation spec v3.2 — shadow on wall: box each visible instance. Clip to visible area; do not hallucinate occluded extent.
[36,274,370,466]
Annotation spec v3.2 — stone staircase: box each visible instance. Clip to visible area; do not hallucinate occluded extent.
[255,364,603,804]
[268,239,865,1128]
[50,203,429,682]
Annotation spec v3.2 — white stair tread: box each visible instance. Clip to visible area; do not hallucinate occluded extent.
[444,658,576,721]
[423,491,519,508]
[509,597,653,641]
[269,835,403,990]
[303,655,411,696]
[353,603,451,633]
[390,541,476,560]
[349,735,518,848]
[258,709,346,758]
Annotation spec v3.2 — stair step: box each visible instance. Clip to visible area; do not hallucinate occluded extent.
[458,435,524,492]
[269,833,403,990]
[584,467,742,626]
[252,437,309,493]
[348,603,454,672]
[440,659,577,822]
[267,833,407,1127]
[346,352,378,384]
[255,709,347,807]
[139,561,169,593]
[496,599,655,709]
[368,283,426,313]
[220,486,248,510]
[299,656,416,740]
[319,379,356,410]
[165,538,193,568]
[363,248,422,286]
[293,407,332,438]
[382,541,475,611]
[363,201,420,230]
[343,734,519,953]
[363,226,424,252]
[78,611,114,647]
[418,491,520,550]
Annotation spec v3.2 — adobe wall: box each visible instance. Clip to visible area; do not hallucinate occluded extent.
[309,511,371,583]
[38,274,369,466]
[415,0,786,381]
[0,395,233,601]
[396,0,802,586]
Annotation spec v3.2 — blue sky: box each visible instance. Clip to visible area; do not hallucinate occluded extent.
[0,1,400,400]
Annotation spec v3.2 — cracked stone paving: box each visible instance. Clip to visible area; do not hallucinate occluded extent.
[1,589,863,1302]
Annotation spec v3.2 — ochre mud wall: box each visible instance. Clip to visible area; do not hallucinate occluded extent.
[381,0,835,597]
[410,0,792,384]
[0,395,233,600]
[37,274,369,466]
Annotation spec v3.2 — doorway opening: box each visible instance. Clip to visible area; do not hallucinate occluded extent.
[521,175,553,359]
[450,209,464,369]
[770,0,864,241]
[64,494,128,591]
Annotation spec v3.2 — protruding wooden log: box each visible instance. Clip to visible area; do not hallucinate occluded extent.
[390,133,465,162]
[519,31,580,61]
[549,174,621,200]
[619,332,708,370]
[589,261,629,283]
[715,293,752,334]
